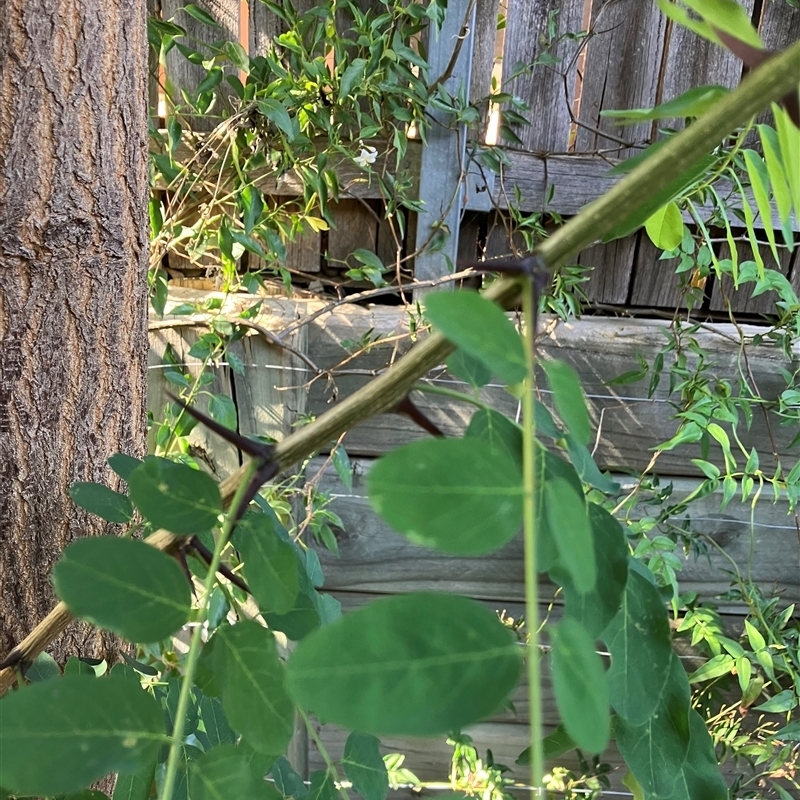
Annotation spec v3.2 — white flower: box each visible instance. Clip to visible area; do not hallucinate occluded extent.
[354,145,378,168]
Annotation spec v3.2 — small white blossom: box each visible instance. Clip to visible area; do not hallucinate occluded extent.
[354,145,378,168]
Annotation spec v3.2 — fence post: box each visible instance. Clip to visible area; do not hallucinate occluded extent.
[413,0,476,291]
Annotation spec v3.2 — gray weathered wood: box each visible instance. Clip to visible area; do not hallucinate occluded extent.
[326,199,379,272]
[574,0,666,158]
[628,234,689,309]
[413,0,475,285]
[162,0,240,130]
[307,459,800,612]
[710,238,795,314]
[248,0,280,59]
[301,303,800,477]
[229,307,309,442]
[500,0,585,153]
[659,0,756,133]
[580,235,638,305]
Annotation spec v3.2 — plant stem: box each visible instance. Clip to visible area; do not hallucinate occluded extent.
[413,381,494,410]
[158,460,258,800]
[521,280,543,791]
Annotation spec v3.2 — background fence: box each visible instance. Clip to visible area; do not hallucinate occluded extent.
[147,0,800,794]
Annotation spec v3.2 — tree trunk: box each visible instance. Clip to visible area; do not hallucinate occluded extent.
[0,0,149,667]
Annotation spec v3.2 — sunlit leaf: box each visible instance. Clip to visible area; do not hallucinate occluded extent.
[53,536,191,642]
[287,593,522,735]
[190,744,281,800]
[644,202,684,251]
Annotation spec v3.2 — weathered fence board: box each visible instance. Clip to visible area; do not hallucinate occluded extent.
[307,458,800,612]
[501,0,586,153]
[301,303,800,478]
[574,0,666,157]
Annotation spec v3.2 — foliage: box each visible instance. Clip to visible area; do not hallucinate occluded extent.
[2,2,800,800]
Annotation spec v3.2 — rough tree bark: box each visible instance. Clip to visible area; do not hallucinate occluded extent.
[0,0,150,666]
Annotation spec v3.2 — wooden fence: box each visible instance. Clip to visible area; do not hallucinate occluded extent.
[147,0,800,794]
[154,0,800,310]
[149,288,800,794]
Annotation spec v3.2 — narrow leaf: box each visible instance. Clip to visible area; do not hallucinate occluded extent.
[541,359,591,445]
[545,479,596,593]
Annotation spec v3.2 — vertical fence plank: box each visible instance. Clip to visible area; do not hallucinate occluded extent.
[659,0,756,124]
[628,234,686,309]
[580,237,638,304]
[249,0,281,58]
[469,0,502,135]
[162,0,240,131]
[500,0,585,153]
[413,0,475,284]
[574,0,666,157]
[326,199,379,272]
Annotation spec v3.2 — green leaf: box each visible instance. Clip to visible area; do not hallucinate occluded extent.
[446,348,492,388]
[53,536,191,642]
[616,654,691,797]
[367,437,523,555]
[342,732,389,800]
[774,104,800,227]
[208,393,238,431]
[688,653,734,683]
[550,619,610,754]
[112,758,156,800]
[287,593,522,736]
[754,690,798,713]
[183,3,219,26]
[774,721,800,741]
[559,504,628,637]
[464,408,523,469]
[108,453,144,482]
[24,652,61,682]
[236,511,300,615]
[241,186,264,235]
[307,770,338,800]
[603,156,714,242]
[541,359,591,445]
[0,675,164,795]
[668,708,728,800]
[340,58,368,102]
[545,478,596,594]
[644,201,684,251]
[564,436,620,494]
[601,85,728,123]
[258,99,295,139]
[758,123,793,224]
[265,591,321,641]
[190,744,280,800]
[425,291,527,385]
[214,620,295,754]
[195,695,236,750]
[602,568,673,725]
[272,757,309,798]
[743,149,780,265]
[128,456,222,535]
[69,482,133,523]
